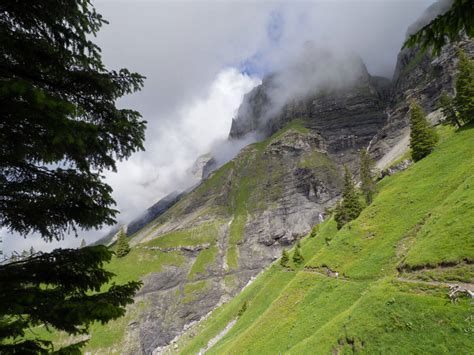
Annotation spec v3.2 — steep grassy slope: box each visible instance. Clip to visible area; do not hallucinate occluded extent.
[31,119,344,353]
[176,125,474,354]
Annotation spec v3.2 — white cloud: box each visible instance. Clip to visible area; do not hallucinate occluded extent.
[2,68,258,255]
[105,68,260,223]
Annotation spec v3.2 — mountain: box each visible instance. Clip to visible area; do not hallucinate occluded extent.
[176,123,474,354]
[52,10,473,354]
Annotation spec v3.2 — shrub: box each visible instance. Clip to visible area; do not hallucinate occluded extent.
[280,249,289,267]
[293,245,304,265]
[237,301,248,317]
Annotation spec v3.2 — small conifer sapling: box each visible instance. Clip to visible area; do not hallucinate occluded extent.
[359,149,376,205]
[293,245,304,265]
[280,249,289,267]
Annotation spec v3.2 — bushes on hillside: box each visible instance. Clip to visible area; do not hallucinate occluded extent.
[359,149,376,205]
[334,166,363,229]
[292,243,304,265]
[116,230,130,258]
[237,301,248,317]
[409,102,438,162]
[280,249,289,267]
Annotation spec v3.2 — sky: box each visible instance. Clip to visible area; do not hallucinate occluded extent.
[2,0,436,256]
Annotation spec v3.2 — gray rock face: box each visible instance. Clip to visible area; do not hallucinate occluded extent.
[229,58,389,166]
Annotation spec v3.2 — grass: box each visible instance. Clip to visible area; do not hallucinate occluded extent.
[183,280,212,303]
[188,245,219,279]
[178,266,298,354]
[178,125,474,354]
[106,248,185,285]
[209,275,369,354]
[146,221,220,249]
[305,124,474,279]
[252,118,310,151]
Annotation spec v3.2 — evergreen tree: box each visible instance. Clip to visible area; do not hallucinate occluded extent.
[0,247,141,353]
[292,245,304,265]
[80,239,87,248]
[0,1,145,352]
[116,230,130,258]
[359,149,376,205]
[409,102,439,162]
[280,249,289,267]
[454,50,474,124]
[439,91,461,128]
[334,166,363,229]
[29,246,35,256]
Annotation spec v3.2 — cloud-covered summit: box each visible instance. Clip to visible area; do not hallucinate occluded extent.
[3,0,435,254]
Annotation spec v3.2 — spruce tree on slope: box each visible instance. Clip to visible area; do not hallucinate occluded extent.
[439,91,461,128]
[116,230,130,258]
[0,1,144,352]
[280,249,289,267]
[334,166,363,230]
[409,102,439,162]
[455,50,474,124]
[359,149,376,205]
[292,245,304,265]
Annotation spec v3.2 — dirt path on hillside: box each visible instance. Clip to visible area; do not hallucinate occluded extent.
[395,277,474,292]
[301,267,474,293]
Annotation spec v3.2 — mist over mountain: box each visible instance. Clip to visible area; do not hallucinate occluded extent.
[1,0,436,258]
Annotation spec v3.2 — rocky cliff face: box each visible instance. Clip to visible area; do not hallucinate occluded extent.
[229,57,390,167]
